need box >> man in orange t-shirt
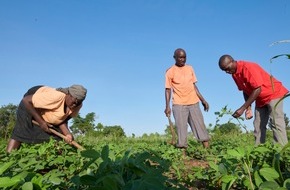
[219,54,289,146]
[165,48,210,149]
[6,84,87,153]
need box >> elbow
[255,87,261,96]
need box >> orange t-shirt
[32,86,81,125]
[165,64,200,105]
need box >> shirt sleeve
[165,69,172,88]
[191,66,198,83]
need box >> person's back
[6,84,87,153]
[233,60,288,107]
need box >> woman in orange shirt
[6,84,87,153]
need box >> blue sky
[1,0,290,136]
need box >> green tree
[0,104,17,139]
[95,122,104,132]
[103,125,126,137]
[214,122,242,134]
[70,112,96,135]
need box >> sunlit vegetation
[1,42,290,189]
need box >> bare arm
[22,95,50,133]
[232,87,261,118]
[243,92,253,119]
[59,121,74,143]
[194,83,209,112]
[164,88,171,117]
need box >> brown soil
[184,158,209,168]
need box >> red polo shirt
[232,61,288,107]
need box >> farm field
[0,131,290,190]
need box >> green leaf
[274,94,290,112]
[49,176,62,185]
[107,174,124,187]
[254,146,270,153]
[208,161,219,171]
[259,168,279,181]
[0,177,21,187]
[259,181,279,189]
[22,182,33,190]
[101,145,109,161]
[38,145,47,155]
[283,178,290,189]
[102,175,118,190]
[133,174,165,190]
[47,170,64,185]
[81,149,100,159]
[221,175,236,183]
[218,163,227,175]
[172,164,181,179]
[254,170,263,187]
[270,54,290,63]
[31,174,43,187]
[280,141,290,155]
[272,153,283,184]
[0,161,14,175]
[227,149,243,159]
[70,175,81,186]
[243,178,255,190]
[80,175,97,185]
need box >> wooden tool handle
[167,116,176,145]
[32,120,85,150]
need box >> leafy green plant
[214,105,249,133]
[0,116,289,190]
[269,40,290,63]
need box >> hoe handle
[32,120,85,150]
[167,116,176,145]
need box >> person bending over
[6,84,87,153]
[219,54,288,146]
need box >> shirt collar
[234,60,243,75]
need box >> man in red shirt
[219,54,289,146]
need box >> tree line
[1,103,289,140]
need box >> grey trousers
[254,98,288,146]
[172,103,210,148]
